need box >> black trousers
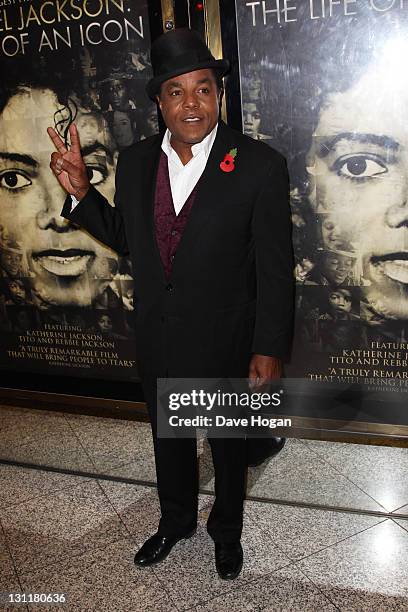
[142,378,248,543]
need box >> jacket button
[165,283,173,292]
[171,230,177,236]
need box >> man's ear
[156,94,162,110]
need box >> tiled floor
[0,405,407,611]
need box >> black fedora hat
[146,28,230,100]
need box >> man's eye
[170,90,181,96]
[0,171,32,191]
[335,155,387,179]
[199,88,209,94]
[86,166,106,186]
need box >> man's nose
[385,199,408,228]
[183,91,199,108]
[36,178,73,232]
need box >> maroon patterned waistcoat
[154,151,200,279]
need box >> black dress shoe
[247,437,286,467]
[215,542,243,580]
[134,529,196,567]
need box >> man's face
[0,88,118,307]
[309,57,408,318]
[108,80,128,111]
[146,108,159,134]
[243,102,261,138]
[321,252,354,286]
[329,289,352,314]
[8,280,25,300]
[0,250,23,277]
[112,111,134,148]
[157,69,220,146]
[246,74,261,102]
[320,215,352,252]
[75,114,101,147]
[97,314,112,332]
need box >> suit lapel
[140,135,163,231]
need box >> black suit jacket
[61,120,294,380]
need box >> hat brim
[146,58,230,100]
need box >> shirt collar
[161,123,218,164]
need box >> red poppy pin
[220,148,237,173]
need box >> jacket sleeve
[60,153,129,256]
[251,153,294,359]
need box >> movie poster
[236,0,408,421]
[0,0,158,381]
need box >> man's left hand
[249,354,282,389]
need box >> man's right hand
[48,123,90,200]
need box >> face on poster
[0,1,159,377]
[0,19,158,300]
[237,2,408,348]
[0,89,118,308]
[310,53,408,321]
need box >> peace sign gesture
[48,123,90,200]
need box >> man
[106,77,136,112]
[48,29,293,579]
[243,101,271,142]
[109,110,139,150]
[3,279,31,306]
[304,250,356,287]
[0,248,25,279]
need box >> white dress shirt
[161,124,217,215]
[71,123,218,213]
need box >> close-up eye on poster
[236,0,408,428]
